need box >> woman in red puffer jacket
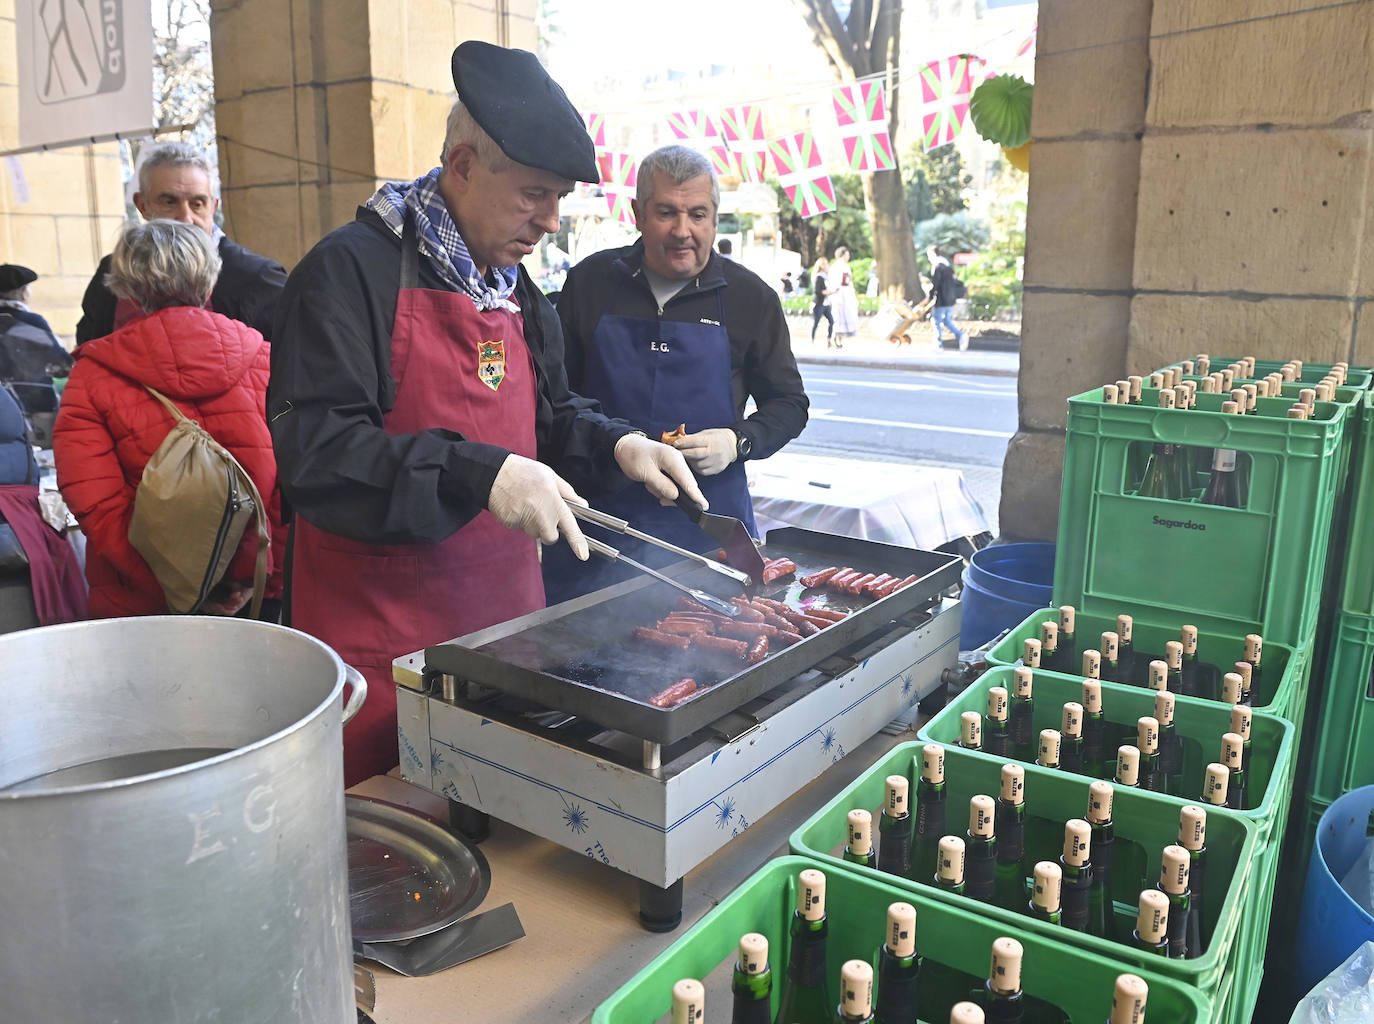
[54,219,286,620]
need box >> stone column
[209,0,536,271]
[997,0,1152,541]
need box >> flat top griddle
[424,528,961,745]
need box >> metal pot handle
[341,665,368,725]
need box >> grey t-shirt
[642,266,691,310]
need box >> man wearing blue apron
[547,145,809,602]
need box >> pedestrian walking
[811,257,835,346]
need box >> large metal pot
[0,616,366,1022]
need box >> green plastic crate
[919,665,1296,1009]
[1309,611,1374,804]
[983,606,1305,721]
[1339,393,1374,617]
[1055,385,1349,650]
[787,742,1255,1020]
[592,855,1214,1024]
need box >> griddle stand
[394,598,960,931]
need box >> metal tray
[424,528,961,745]
[346,796,491,943]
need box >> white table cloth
[747,451,989,550]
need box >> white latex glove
[674,428,738,476]
[614,433,709,508]
[487,454,590,560]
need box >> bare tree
[790,0,922,302]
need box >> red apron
[291,239,543,786]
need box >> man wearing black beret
[74,141,286,346]
[0,264,74,446]
[269,40,707,786]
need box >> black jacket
[556,241,808,462]
[931,261,960,307]
[75,235,287,345]
[267,207,636,545]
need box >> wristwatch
[734,430,753,462]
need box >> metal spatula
[583,536,741,617]
[674,495,766,592]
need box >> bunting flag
[666,109,722,144]
[767,131,836,218]
[917,56,977,151]
[1015,23,1038,60]
[831,81,895,172]
[718,104,770,182]
[597,151,637,226]
[583,112,608,155]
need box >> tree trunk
[865,168,921,302]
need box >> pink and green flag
[583,112,607,156]
[767,131,836,219]
[832,81,895,172]
[597,151,637,226]
[719,104,770,182]
[918,56,976,150]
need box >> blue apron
[543,282,758,603]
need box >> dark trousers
[811,304,833,340]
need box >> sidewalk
[786,314,1021,377]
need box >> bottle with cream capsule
[1039,620,1060,674]
[1242,635,1263,704]
[1179,625,1209,700]
[1231,704,1253,774]
[1156,845,1193,959]
[966,794,999,903]
[1107,974,1149,1024]
[1133,890,1170,957]
[1116,614,1136,684]
[1147,660,1168,694]
[1082,649,1102,682]
[983,937,1027,1024]
[951,1003,985,1024]
[775,869,833,1024]
[1011,667,1036,761]
[1136,717,1162,793]
[985,686,1012,757]
[1220,732,1247,811]
[1178,806,1208,961]
[960,711,983,752]
[1029,861,1063,926]
[1164,641,1185,696]
[1100,631,1120,683]
[1081,680,1107,779]
[730,933,772,1024]
[877,774,913,878]
[835,959,876,1024]
[845,809,877,869]
[1231,660,1254,706]
[874,902,920,1024]
[912,745,947,884]
[1058,606,1077,675]
[1086,781,1115,939]
[1220,671,1243,707]
[994,764,1029,913]
[1202,762,1229,809]
[1115,745,1141,790]
[1060,702,1085,775]
[1022,637,1042,673]
[1059,817,1094,933]
[934,835,967,896]
[1155,691,1183,796]
[671,978,705,1024]
[1037,729,1062,771]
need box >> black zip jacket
[267,207,635,545]
[76,236,287,345]
[556,241,808,461]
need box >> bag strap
[143,385,271,619]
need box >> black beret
[0,264,37,292]
[451,41,600,184]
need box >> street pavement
[785,312,1021,377]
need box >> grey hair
[106,219,222,312]
[0,286,26,302]
[636,145,720,210]
[137,141,215,197]
[441,99,514,171]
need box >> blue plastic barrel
[959,542,1056,651]
[1294,785,1374,997]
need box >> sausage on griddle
[692,634,750,659]
[746,636,769,664]
[633,626,691,651]
[798,566,840,589]
[649,678,697,707]
[761,557,797,584]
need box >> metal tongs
[567,502,753,589]
[580,535,741,617]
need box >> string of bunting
[584,27,1034,224]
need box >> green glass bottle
[1178,806,1208,963]
[1099,630,1121,684]
[960,711,983,752]
[1203,762,1230,811]
[1039,620,1061,674]
[1060,702,1085,776]
[672,978,705,1024]
[983,937,1027,1024]
[1232,660,1254,706]
[966,794,999,904]
[1115,745,1141,790]
[1029,861,1063,926]
[1010,668,1036,762]
[1179,625,1206,698]
[1201,428,1242,508]
[1059,818,1094,933]
[1058,606,1078,676]
[985,686,1012,757]
[775,868,833,1024]
[1155,691,1183,797]
[1136,717,1162,793]
[1108,974,1149,1024]
[875,902,920,1024]
[1221,733,1247,811]
[1133,890,1171,958]
[1157,845,1193,959]
[1138,391,1181,499]
[1036,729,1061,772]
[911,746,948,885]
[1086,782,1115,941]
[994,765,1028,913]
[1164,641,1186,696]
[1021,637,1042,672]
[877,775,914,877]
[1243,634,1264,705]
[1116,614,1136,685]
[1081,649,1101,683]
[934,835,967,896]
[834,959,876,1024]
[1171,385,1195,498]
[1220,671,1243,708]
[1231,704,1253,775]
[845,809,877,869]
[730,933,772,1024]
[1081,681,1107,779]
[1147,659,1168,694]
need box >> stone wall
[0,4,125,342]
[210,0,537,272]
[1001,0,1374,541]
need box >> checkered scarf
[365,168,519,312]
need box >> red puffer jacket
[53,305,286,618]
